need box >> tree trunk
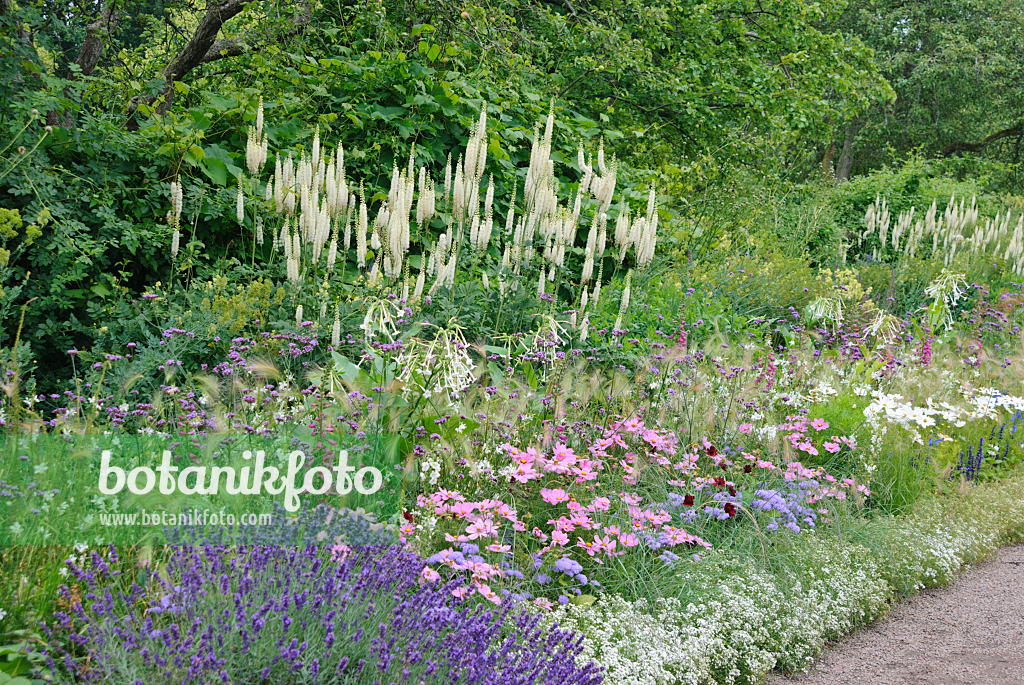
[835,120,860,184]
[125,0,311,129]
[46,2,120,128]
[74,2,120,78]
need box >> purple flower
[554,557,583,576]
[47,542,603,684]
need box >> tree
[830,0,1024,184]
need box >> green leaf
[200,157,229,186]
[185,144,205,165]
[569,594,597,607]
[331,351,361,382]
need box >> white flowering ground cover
[547,476,1024,685]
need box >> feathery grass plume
[295,304,304,327]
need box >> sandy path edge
[766,544,1024,685]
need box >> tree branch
[73,0,119,78]
[942,121,1023,156]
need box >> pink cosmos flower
[466,518,498,539]
[541,488,570,505]
[622,416,645,433]
[419,566,441,583]
[738,423,753,434]
[618,532,639,547]
[620,492,642,506]
[477,584,501,604]
[594,534,617,556]
[511,462,540,483]
[811,418,829,431]
[823,441,841,453]
[551,530,569,546]
[568,513,595,530]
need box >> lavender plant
[47,544,603,685]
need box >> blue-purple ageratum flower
[553,557,584,576]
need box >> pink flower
[589,496,611,512]
[823,441,841,453]
[811,418,829,431]
[476,584,501,604]
[466,519,497,539]
[569,513,595,530]
[551,530,569,547]
[485,543,511,553]
[618,533,639,547]
[738,423,753,434]
[541,488,569,505]
[331,544,351,562]
[620,492,642,506]
[594,534,617,556]
[549,516,574,532]
[419,566,441,583]
[622,416,645,433]
[577,536,599,556]
[511,461,540,483]
[797,442,819,456]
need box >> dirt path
[768,544,1024,685]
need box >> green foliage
[694,252,825,323]
[832,0,1024,187]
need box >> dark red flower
[683,494,695,507]
[706,444,718,457]
[743,464,753,473]
[402,510,415,523]
[724,503,737,518]
[728,485,737,497]
[714,477,726,487]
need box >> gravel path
[768,544,1024,685]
